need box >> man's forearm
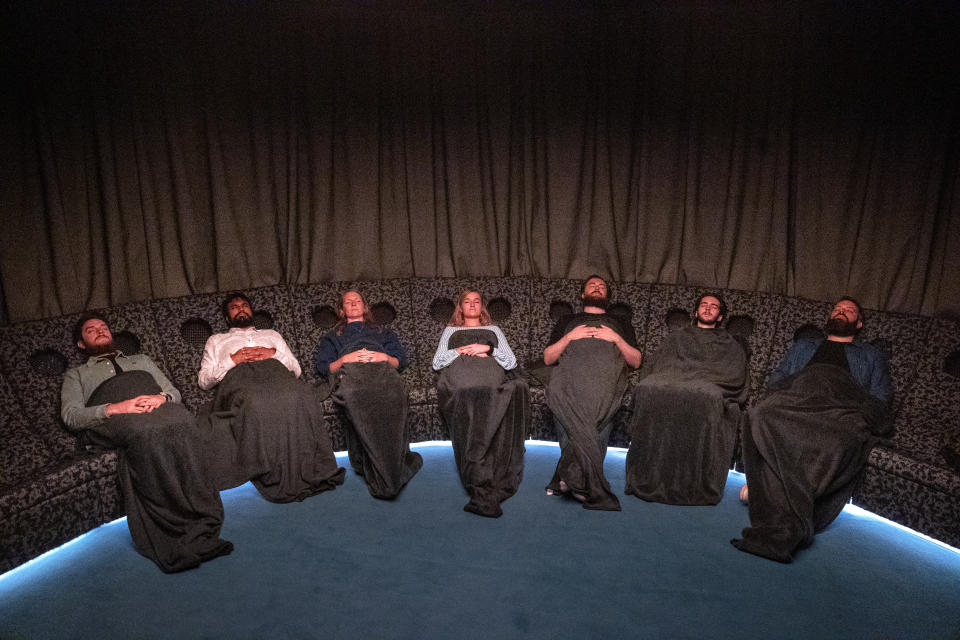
[616,339,642,369]
[61,403,108,431]
[543,338,568,365]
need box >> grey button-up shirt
[60,351,182,431]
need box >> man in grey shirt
[60,313,232,573]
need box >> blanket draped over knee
[546,337,627,511]
[86,371,232,573]
[204,359,345,503]
[438,339,528,517]
[732,364,891,562]
[625,327,747,505]
[332,361,422,499]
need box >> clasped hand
[567,324,618,343]
[230,346,277,365]
[107,394,166,416]
[342,348,388,364]
[456,343,491,357]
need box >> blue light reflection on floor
[0,516,129,584]
[2,440,957,585]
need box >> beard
[696,313,719,327]
[825,315,859,337]
[83,341,116,357]
[227,314,255,329]
[581,294,609,310]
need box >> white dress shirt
[198,327,302,390]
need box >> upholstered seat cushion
[0,450,121,573]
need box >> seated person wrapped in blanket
[541,276,642,511]
[625,294,748,505]
[61,314,233,573]
[314,290,422,499]
[198,293,345,503]
[432,290,528,518]
[732,297,893,563]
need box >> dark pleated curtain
[1,0,958,323]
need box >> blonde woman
[432,291,528,517]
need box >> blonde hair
[448,290,492,327]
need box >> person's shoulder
[790,336,821,349]
[318,326,339,338]
[482,324,507,335]
[603,312,633,333]
[203,331,227,346]
[776,337,819,362]
[63,361,87,376]
[709,326,741,343]
[126,352,158,366]
[62,355,100,385]
[850,338,887,359]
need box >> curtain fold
[1,0,958,323]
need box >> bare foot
[546,480,570,497]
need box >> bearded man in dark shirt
[542,276,642,510]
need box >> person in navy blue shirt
[314,291,408,376]
[314,290,421,498]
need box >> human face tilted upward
[581,277,609,310]
[830,300,860,324]
[460,292,483,326]
[226,298,254,328]
[696,296,722,328]
[583,278,607,298]
[825,299,861,337]
[342,291,366,323]
[79,318,115,355]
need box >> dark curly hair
[221,292,253,319]
[72,312,111,348]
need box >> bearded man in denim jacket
[732,297,892,563]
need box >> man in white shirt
[198,293,345,502]
[198,294,301,390]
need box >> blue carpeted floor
[2,442,959,639]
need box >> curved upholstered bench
[2,277,958,573]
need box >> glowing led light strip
[3,444,957,582]
[0,516,128,583]
[725,469,960,555]
[840,504,960,553]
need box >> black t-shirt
[806,339,851,373]
[548,312,638,348]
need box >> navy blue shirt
[313,322,409,377]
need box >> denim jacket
[768,337,893,406]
